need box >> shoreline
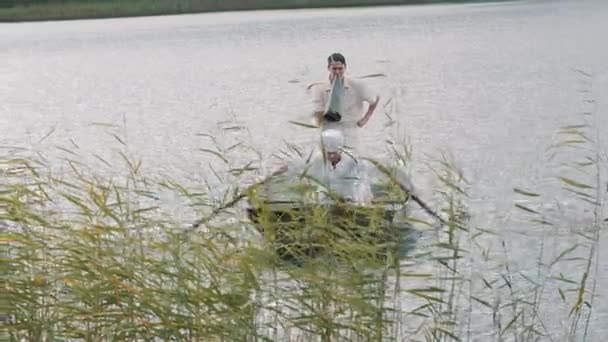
[0,0,513,23]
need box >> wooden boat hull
[244,180,408,262]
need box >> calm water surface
[1,0,607,339]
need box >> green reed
[2,117,403,340]
[3,72,605,341]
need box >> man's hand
[356,116,370,127]
[357,95,380,128]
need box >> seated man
[272,129,373,205]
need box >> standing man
[310,53,381,150]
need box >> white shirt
[310,76,378,149]
[285,150,373,205]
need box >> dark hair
[327,53,346,66]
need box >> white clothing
[284,151,373,205]
[311,76,378,150]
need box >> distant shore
[0,0,511,22]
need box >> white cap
[321,129,344,152]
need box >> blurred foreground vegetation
[1,0,513,22]
[2,72,605,340]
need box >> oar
[190,171,281,229]
[191,145,329,229]
[362,158,448,226]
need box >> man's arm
[312,110,325,127]
[357,95,380,128]
[310,84,327,127]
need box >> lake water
[1,0,607,339]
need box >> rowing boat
[244,176,409,262]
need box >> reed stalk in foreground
[3,75,605,340]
